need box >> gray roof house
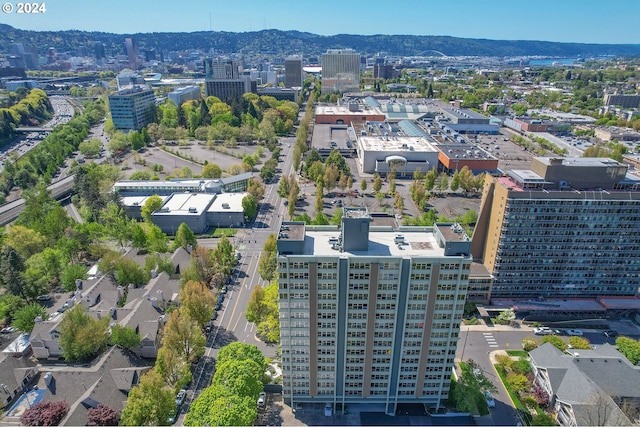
[529,343,640,426]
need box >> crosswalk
[483,332,499,348]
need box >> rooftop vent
[188,207,197,213]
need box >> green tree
[179,280,216,327]
[568,336,592,350]
[174,223,197,250]
[615,336,640,365]
[4,225,47,259]
[13,302,47,333]
[120,370,175,426]
[114,258,149,287]
[141,195,164,223]
[201,163,222,178]
[541,335,568,352]
[185,384,257,427]
[162,309,206,364]
[212,359,264,398]
[373,173,382,193]
[0,294,26,325]
[109,324,141,349]
[360,179,367,192]
[59,304,110,362]
[156,345,192,390]
[0,246,26,297]
[257,234,277,282]
[242,194,258,221]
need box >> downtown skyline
[1,0,640,45]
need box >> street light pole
[460,324,470,362]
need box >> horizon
[1,0,640,45]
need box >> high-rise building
[125,37,139,70]
[285,55,303,88]
[94,41,105,60]
[321,49,361,94]
[472,156,640,299]
[108,86,156,132]
[203,57,242,80]
[277,208,471,414]
[204,77,255,104]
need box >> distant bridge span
[417,50,448,57]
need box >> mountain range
[2,24,640,58]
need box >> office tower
[321,49,361,94]
[94,41,105,60]
[277,208,471,414]
[285,55,303,88]
[108,86,156,131]
[203,57,242,80]
[472,156,640,299]
[125,37,139,70]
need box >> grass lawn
[506,350,529,358]
[210,228,239,237]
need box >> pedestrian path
[482,332,499,348]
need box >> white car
[484,391,496,408]
[567,329,583,336]
[534,327,553,335]
[257,392,266,408]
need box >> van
[394,235,405,244]
[328,237,339,244]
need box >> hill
[1,24,640,58]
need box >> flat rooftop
[121,195,168,207]
[304,229,445,257]
[155,193,214,215]
[207,192,246,212]
[315,105,383,116]
[359,135,438,153]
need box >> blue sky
[2,0,639,44]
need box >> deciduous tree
[162,309,205,364]
[59,304,110,362]
[120,370,175,426]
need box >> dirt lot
[118,142,266,179]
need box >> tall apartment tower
[284,55,304,88]
[472,157,640,300]
[277,208,471,415]
[321,49,361,94]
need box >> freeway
[0,175,75,226]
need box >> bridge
[14,127,54,133]
[0,175,75,226]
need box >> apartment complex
[472,157,640,299]
[277,208,471,414]
[321,49,361,94]
[108,85,156,131]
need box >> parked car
[534,327,554,335]
[175,389,187,407]
[215,302,222,311]
[211,311,218,320]
[567,329,584,336]
[1,326,15,334]
[36,294,51,302]
[604,330,619,338]
[553,329,568,336]
[257,392,266,408]
[484,391,496,408]
[324,403,332,416]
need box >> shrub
[513,359,532,375]
[495,354,514,370]
[533,385,549,406]
[541,335,568,352]
[87,404,120,426]
[522,337,539,352]
[568,336,591,350]
[21,401,69,426]
[506,372,529,395]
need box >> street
[179,136,296,422]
